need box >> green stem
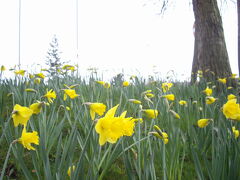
[138,121,141,179]
[163,143,167,180]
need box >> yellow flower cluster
[12,104,40,150]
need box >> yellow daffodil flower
[169,110,180,119]
[162,82,173,93]
[128,99,141,104]
[120,111,135,136]
[29,73,35,79]
[231,74,237,79]
[62,65,76,71]
[227,94,236,100]
[197,119,212,128]
[30,102,43,114]
[163,94,175,101]
[66,106,71,111]
[12,104,33,127]
[96,81,105,85]
[63,89,79,101]
[1,65,6,71]
[218,78,227,84]
[95,104,135,146]
[222,99,240,121]
[206,96,216,104]
[44,89,57,103]
[142,109,158,119]
[146,93,154,98]
[18,126,39,150]
[85,102,107,120]
[35,72,45,79]
[14,70,26,76]
[122,81,130,87]
[179,100,187,106]
[203,87,212,96]
[104,82,111,88]
[96,81,111,88]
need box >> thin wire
[18,0,21,68]
[76,0,79,60]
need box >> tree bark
[191,0,232,83]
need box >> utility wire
[76,0,79,60]
[18,0,21,68]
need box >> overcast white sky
[0,0,237,80]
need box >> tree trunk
[191,0,232,83]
